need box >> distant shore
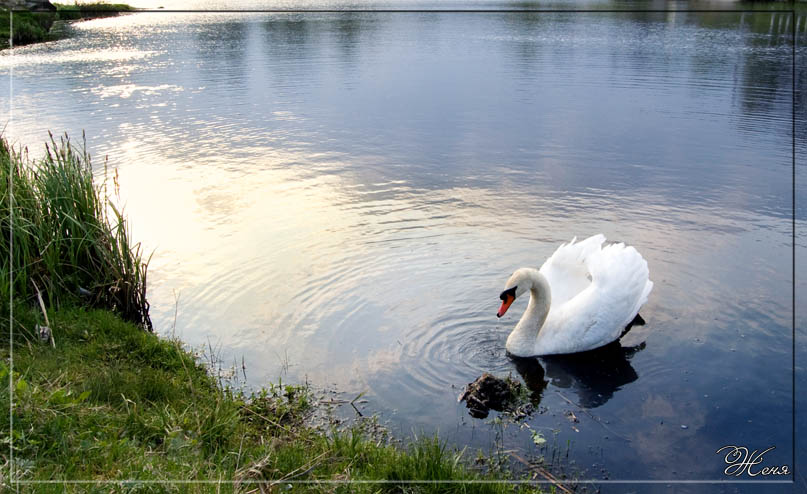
[0,2,135,49]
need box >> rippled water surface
[3,1,805,488]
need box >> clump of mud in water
[458,372,529,419]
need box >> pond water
[2,1,805,490]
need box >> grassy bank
[0,3,134,49]
[0,133,556,491]
[1,305,550,492]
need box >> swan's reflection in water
[509,357,548,404]
[510,340,646,410]
[461,317,647,418]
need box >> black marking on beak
[499,286,517,301]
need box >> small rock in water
[681,425,688,430]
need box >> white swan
[497,234,653,357]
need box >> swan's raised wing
[539,234,605,307]
[538,240,653,355]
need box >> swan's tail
[588,241,653,329]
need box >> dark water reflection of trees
[181,5,801,217]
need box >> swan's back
[536,235,653,355]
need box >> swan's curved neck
[523,270,551,331]
[507,269,552,355]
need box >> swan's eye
[499,286,517,301]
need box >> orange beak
[497,295,514,318]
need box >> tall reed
[0,133,152,331]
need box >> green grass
[0,305,550,492]
[0,134,152,330]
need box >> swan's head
[497,268,531,318]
